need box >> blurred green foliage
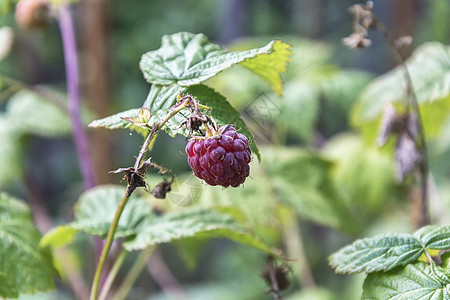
[0,0,450,299]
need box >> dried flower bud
[15,0,51,30]
[395,36,413,49]
[342,32,372,49]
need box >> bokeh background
[1,0,450,299]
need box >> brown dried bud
[342,32,372,49]
[15,0,51,30]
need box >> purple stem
[59,3,108,293]
[58,4,96,189]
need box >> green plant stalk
[90,191,129,300]
[98,249,127,300]
[279,205,315,288]
[111,247,155,300]
[90,100,190,300]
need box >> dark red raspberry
[185,126,251,187]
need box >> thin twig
[111,247,156,300]
[373,16,429,227]
[146,249,189,300]
[98,249,127,300]
[267,258,282,300]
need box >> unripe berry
[186,126,251,187]
[15,0,51,30]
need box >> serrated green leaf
[329,233,423,274]
[415,225,450,250]
[0,193,56,298]
[362,262,449,300]
[352,42,450,137]
[47,185,276,256]
[239,40,292,95]
[72,185,152,239]
[88,108,150,136]
[6,90,71,138]
[123,207,274,254]
[139,32,291,94]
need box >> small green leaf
[362,262,449,300]
[329,233,423,274]
[40,226,79,248]
[88,108,148,135]
[139,32,291,94]
[0,193,56,298]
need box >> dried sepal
[109,158,153,196]
[395,133,423,182]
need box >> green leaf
[123,207,275,254]
[362,262,449,300]
[44,185,276,256]
[39,226,79,249]
[260,147,351,231]
[72,185,152,239]
[88,108,141,131]
[352,42,450,137]
[321,134,399,217]
[0,193,56,298]
[239,40,292,95]
[6,90,71,138]
[415,225,450,250]
[139,32,291,94]
[329,233,423,274]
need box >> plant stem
[90,191,130,300]
[98,249,127,300]
[279,206,315,288]
[374,18,429,227]
[112,247,156,300]
[58,4,96,189]
[90,99,190,300]
[146,249,189,300]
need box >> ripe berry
[185,126,251,187]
